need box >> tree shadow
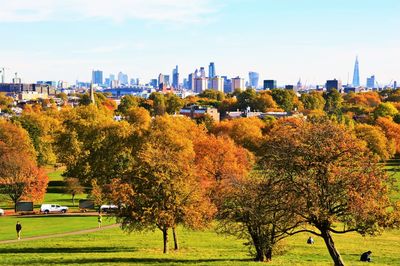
[0,246,135,254]
[13,257,252,265]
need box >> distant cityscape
[0,57,398,101]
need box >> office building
[352,56,360,87]
[199,67,206,78]
[172,65,179,88]
[366,75,375,88]
[222,76,232,93]
[285,85,294,90]
[188,73,195,90]
[150,79,158,88]
[194,77,207,93]
[92,70,103,85]
[231,77,245,92]
[210,76,224,92]
[263,80,277,90]
[164,75,170,86]
[209,62,216,78]
[248,72,259,88]
[118,72,129,86]
[326,79,342,92]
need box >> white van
[40,204,68,214]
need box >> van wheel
[44,210,49,214]
[61,210,66,214]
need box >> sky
[0,0,399,86]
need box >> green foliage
[374,102,398,119]
[117,95,141,115]
[324,89,343,114]
[300,91,325,110]
[271,89,296,112]
[198,89,225,101]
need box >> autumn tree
[110,116,215,253]
[355,123,395,160]
[117,95,142,115]
[0,145,47,211]
[271,89,298,112]
[64,177,85,206]
[375,117,400,154]
[259,120,396,266]
[212,117,265,152]
[373,102,398,119]
[217,173,299,262]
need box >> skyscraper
[366,75,375,88]
[92,70,103,85]
[209,62,216,78]
[248,71,259,88]
[199,67,206,78]
[210,76,224,92]
[352,56,360,87]
[118,72,128,86]
[231,77,245,92]
[172,65,179,88]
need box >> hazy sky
[0,0,399,86]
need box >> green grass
[0,225,399,265]
[0,215,115,241]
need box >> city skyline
[0,0,399,85]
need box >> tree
[212,117,265,152]
[165,93,184,114]
[117,95,141,115]
[324,89,343,114]
[373,102,398,119]
[375,117,400,154]
[253,91,278,112]
[217,174,298,262]
[198,89,225,101]
[0,142,48,211]
[271,89,297,112]
[355,123,395,160]
[110,116,215,253]
[259,120,396,266]
[64,177,84,206]
[300,91,325,111]
[149,92,166,116]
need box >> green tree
[165,93,184,114]
[324,89,343,114]
[373,102,398,119]
[271,89,296,112]
[300,91,325,110]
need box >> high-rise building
[199,67,206,78]
[158,73,164,86]
[222,76,232,93]
[172,65,179,88]
[209,62,216,78]
[92,70,103,85]
[194,77,207,93]
[164,75,170,86]
[394,81,398,89]
[352,56,360,87]
[150,79,158,88]
[326,79,342,92]
[366,75,375,88]
[263,80,277,90]
[248,72,259,88]
[231,77,245,92]
[118,72,128,86]
[188,73,194,90]
[210,76,224,92]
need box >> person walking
[98,214,102,228]
[16,221,22,240]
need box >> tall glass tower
[352,56,360,87]
[209,62,216,78]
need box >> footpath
[0,224,120,244]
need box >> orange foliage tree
[259,119,396,266]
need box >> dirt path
[0,224,120,244]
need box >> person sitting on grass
[360,251,372,262]
[307,236,314,244]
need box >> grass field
[0,215,115,241]
[0,223,399,265]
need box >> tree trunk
[321,230,345,266]
[249,231,265,262]
[172,227,179,250]
[72,194,75,206]
[265,248,272,262]
[162,225,169,254]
